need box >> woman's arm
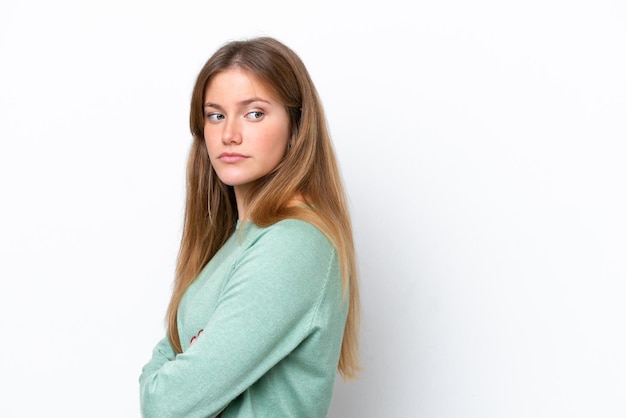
[139,221,339,418]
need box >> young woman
[139,36,360,418]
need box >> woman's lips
[219,153,248,163]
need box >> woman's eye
[206,113,224,122]
[246,111,264,121]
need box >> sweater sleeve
[139,221,338,418]
[139,334,176,384]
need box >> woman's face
[203,68,290,197]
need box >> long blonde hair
[166,36,360,379]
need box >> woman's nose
[222,118,242,144]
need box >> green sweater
[139,219,348,417]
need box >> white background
[1,0,625,417]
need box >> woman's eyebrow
[204,98,272,109]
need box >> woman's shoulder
[269,218,322,233]
[247,218,333,253]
